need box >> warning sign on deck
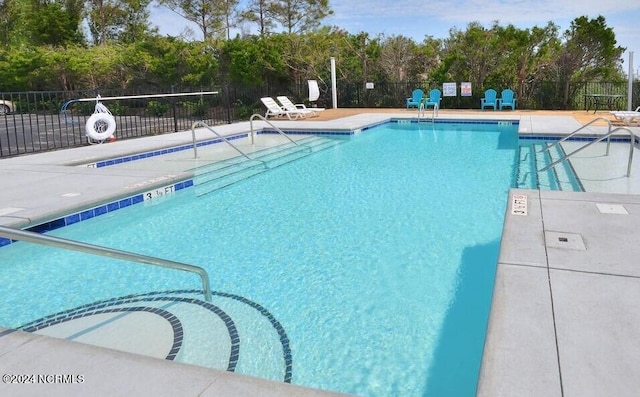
[511,194,528,216]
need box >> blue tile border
[258,129,353,136]
[90,135,248,168]
[520,134,637,144]
[390,118,521,126]
[0,179,195,248]
[259,119,521,136]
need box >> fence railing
[333,81,639,111]
[1,81,639,158]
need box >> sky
[150,0,640,75]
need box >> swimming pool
[0,120,519,396]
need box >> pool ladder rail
[0,225,213,302]
[417,101,438,121]
[248,113,302,146]
[190,115,300,161]
[538,117,636,177]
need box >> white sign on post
[443,82,456,97]
[461,82,472,97]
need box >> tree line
[0,0,628,109]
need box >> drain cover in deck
[545,231,586,251]
[595,203,629,215]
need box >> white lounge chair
[260,97,306,120]
[276,96,325,118]
[610,106,640,126]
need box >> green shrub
[180,99,208,117]
[147,100,171,117]
[107,101,127,116]
[234,99,255,119]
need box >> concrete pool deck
[0,109,639,396]
[478,189,640,397]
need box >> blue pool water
[0,121,519,396]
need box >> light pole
[331,57,337,109]
[627,52,634,111]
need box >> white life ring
[85,113,116,141]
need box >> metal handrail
[191,121,252,160]
[541,117,614,156]
[0,225,213,302]
[61,91,218,126]
[249,114,300,145]
[539,126,636,176]
[418,102,438,120]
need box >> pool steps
[17,290,292,382]
[545,143,583,191]
[516,142,583,192]
[535,143,561,190]
[193,136,342,196]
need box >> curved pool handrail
[191,120,252,160]
[0,225,213,302]
[540,117,614,155]
[539,126,636,177]
[249,114,300,146]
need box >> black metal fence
[1,81,639,158]
[0,89,233,158]
[336,80,640,110]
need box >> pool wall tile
[0,179,194,248]
[520,135,633,143]
[64,214,81,225]
[258,129,353,136]
[89,134,248,169]
[80,209,94,221]
[119,197,133,208]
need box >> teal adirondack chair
[481,89,497,110]
[406,89,424,109]
[423,89,442,110]
[499,89,517,110]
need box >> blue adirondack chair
[499,89,517,110]
[481,89,497,110]
[423,89,442,110]
[406,89,424,109]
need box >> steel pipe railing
[0,225,213,302]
